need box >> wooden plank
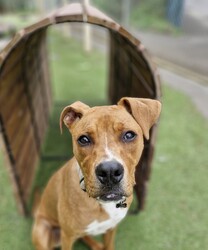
[16,126,37,176]
[0,62,22,103]
[10,112,32,162]
[85,4,120,31]
[116,49,130,98]
[107,29,161,102]
[39,33,53,117]
[108,31,156,101]
[112,32,148,70]
[131,63,155,98]
[23,19,51,36]
[0,42,25,79]
[130,74,152,98]
[139,48,162,99]
[3,93,28,135]
[4,103,30,148]
[0,82,25,123]
[0,31,23,66]
[19,138,39,202]
[31,81,48,132]
[33,102,46,142]
[108,31,121,103]
[108,31,115,102]
[131,55,152,84]
[21,30,50,147]
[55,3,84,23]
[118,26,140,47]
[41,58,53,115]
[23,59,38,83]
[27,71,42,96]
[20,87,41,154]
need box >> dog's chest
[85,202,128,236]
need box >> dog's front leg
[82,235,104,250]
[61,231,76,250]
[103,228,116,250]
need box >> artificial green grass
[0,30,208,249]
[0,154,34,250]
[49,28,107,103]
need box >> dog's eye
[122,131,137,142]
[77,135,91,146]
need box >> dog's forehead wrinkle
[85,105,128,121]
[77,116,116,136]
[79,105,137,134]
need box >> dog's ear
[60,101,90,133]
[118,97,161,140]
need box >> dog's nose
[95,161,124,185]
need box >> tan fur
[32,97,161,250]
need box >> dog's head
[60,97,161,202]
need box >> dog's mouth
[79,175,126,203]
[97,192,125,202]
[80,178,127,207]
[97,193,127,208]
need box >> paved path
[134,27,208,80]
[133,0,208,80]
[185,0,208,23]
[159,68,208,119]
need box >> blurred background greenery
[0,0,181,33]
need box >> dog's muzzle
[95,161,125,202]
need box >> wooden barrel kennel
[0,3,161,215]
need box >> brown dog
[32,97,161,250]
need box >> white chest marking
[85,202,128,236]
